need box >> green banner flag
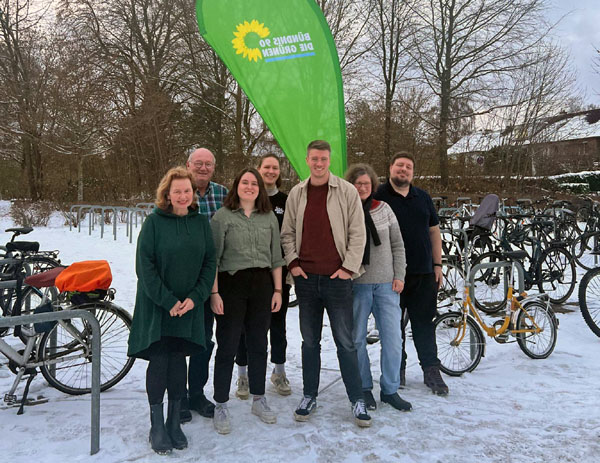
[196,0,346,179]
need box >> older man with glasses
[180,148,228,422]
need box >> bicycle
[471,215,576,313]
[0,257,135,410]
[434,244,558,376]
[578,266,600,337]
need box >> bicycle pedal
[4,393,18,405]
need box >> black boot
[149,403,172,455]
[423,365,449,396]
[166,400,188,450]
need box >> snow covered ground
[1,202,600,463]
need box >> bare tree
[407,0,551,186]
[0,0,55,199]
[366,0,415,160]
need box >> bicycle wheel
[38,301,135,395]
[571,232,600,271]
[578,267,600,337]
[435,312,485,376]
[536,247,576,304]
[515,301,558,359]
[471,252,507,314]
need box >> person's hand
[434,266,443,290]
[290,265,308,279]
[271,292,282,313]
[330,268,352,280]
[169,300,182,317]
[176,298,194,316]
[392,279,404,294]
[210,293,224,315]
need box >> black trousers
[236,283,290,366]
[213,268,273,403]
[399,273,440,369]
[146,340,187,405]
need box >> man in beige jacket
[281,140,371,427]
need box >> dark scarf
[362,195,381,265]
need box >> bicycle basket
[55,260,112,292]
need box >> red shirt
[298,182,342,275]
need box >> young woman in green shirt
[209,167,285,434]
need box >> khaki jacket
[281,173,366,281]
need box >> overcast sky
[546,0,600,106]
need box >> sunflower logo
[232,20,270,62]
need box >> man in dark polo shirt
[374,152,448,395]
[281,140,372,427]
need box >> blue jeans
[294,273,363,403]
[352,283,402,395]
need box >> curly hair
[344,163,379,191]
[155,166,198,211]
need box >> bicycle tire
[38,301,135,395]
[471,251,507,314]
[571,232,600,271]
[435,312,485,376]
[515,301,558,359]
[578,267,600,337]
[536,246,576,304]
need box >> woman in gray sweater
[345,164,412,412]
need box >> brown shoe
[423,365,449,396]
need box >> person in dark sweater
[235,154,292,400]
[128,166,216,455]
[374,152,448,396]
[281,140,371,428]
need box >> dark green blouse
[127,207,216,359]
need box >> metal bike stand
[469,260,526,297]
[0,310,102,455]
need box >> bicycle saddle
[501,250,527,261]
[6,241,40,253]
[5,227,33,235]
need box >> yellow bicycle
[434,248,559,376]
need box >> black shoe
[189,393,215,418]
[423,365,449,396]
[363,391,377,411]
[179,396,192,424]
[166,400,188,450]
[351,399,372,427]
[294,396,317,422]
[380,392,412,411]
[149,403,173,455]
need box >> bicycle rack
[469,260,526,300]
[0,310,101,455]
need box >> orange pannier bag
[55,260,113,292]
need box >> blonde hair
[155,166,198,211]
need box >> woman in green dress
[128,166,216,455]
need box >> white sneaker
[236,375,249,400]
[251,396,277,424]
[213,404,231,434]
[270,372,292,396]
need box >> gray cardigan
[354,201,406,284]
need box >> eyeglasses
[354,182,371,188]
[191,161,214,169]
